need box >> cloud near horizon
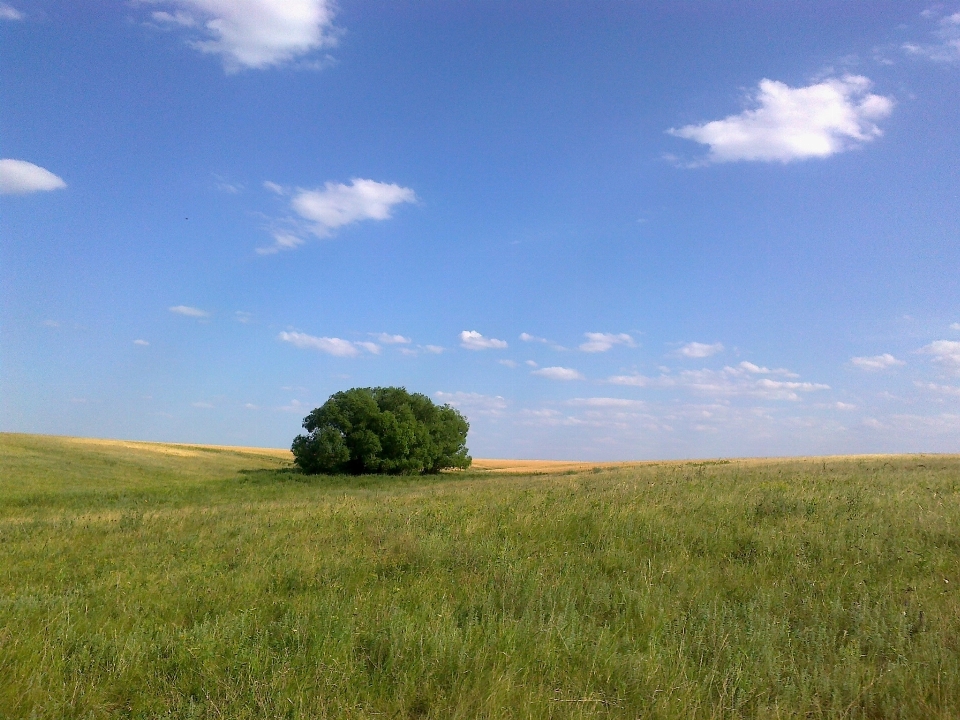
[278,331,380,357]
[145,0,339,72]
[258,178,416,254]
[460,331,508,350]
[608,361,826,401]
[669,75,893,163]
[434,391,508,416]
[0,159,67,195]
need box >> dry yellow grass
[53,436,960,473]
[62,436,293,460]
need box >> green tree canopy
[291,387,471,475]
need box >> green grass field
[1,433,958,718]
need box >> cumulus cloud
[579,332,636,353]
[134,339,150,346]
[951,322,960,331]
[676,341,724,358]
[460,331,508,350]
[169,305,210,318]
[0,3,23,20]
[0,159,67,195]
[145,0,340,72]
[258,178,416,254]
[668,75,893,163]
[919,340,960,371]
[373,333,411,344]
[422,345,444,354]
[850,353,905,371]
[532,366,584,381]
[278,331,380,357]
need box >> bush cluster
[291,387,471,475]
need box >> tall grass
[1,433,958,718]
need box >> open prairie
[1,433,959,718]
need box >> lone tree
[291,387,471,475]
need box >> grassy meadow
[1,433,959,718]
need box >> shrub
[291,387,471,475]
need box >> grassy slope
[1,434,958,719]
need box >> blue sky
[3,1,960,459]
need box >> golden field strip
[1,432,959,718]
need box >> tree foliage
[291,387,471,475]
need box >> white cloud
[355,341,381,355]
[422,345,444,354]
[736,361,798,377]
[567,397,646,409]
[676,341,724,358]
[278,331,380,357]
[0,3,23,20]
[134,339,150,346]
[235,311,253,323]
[373,333,411,344]
[611,363,826,401]
[263,180,285,194]
[434,391,508,416]
[919,340,960,370]
[145,0,339,72]
[293,179,416,231]
[257,231,306,255]
[668,75,893,163]
[902,11,960,62]
[607,373,653,387]
[915,381,960,398]
[498,359,518,368]
[258,178,416,253]
[850,353,905,371]
[0,159,66,195]
[460,330,508,350]
[192,401,214,409]
[676,366,829,401]
[579,332,636,353]
[519,332,566,350]
[532,366,584,381]
[152,10,195,26]
[951,322,960,331]
[169,305,210,318]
